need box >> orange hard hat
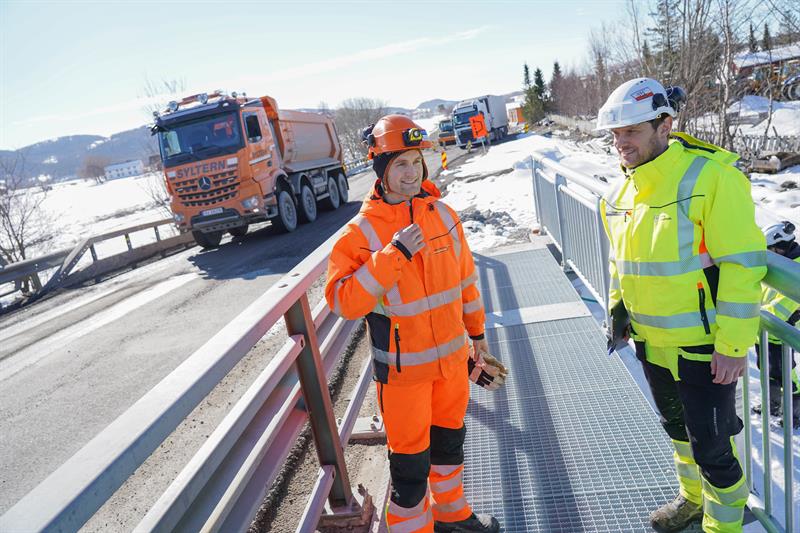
[362,115,433,160]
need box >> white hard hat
[762,221,796,246]
[596,78,677,130]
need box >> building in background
[104,160,144,180]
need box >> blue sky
[1,0,625,150]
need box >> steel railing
[530,152,799,533]
[0,218,192,305]
[0,228,371,532]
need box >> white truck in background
[451,95,509,149]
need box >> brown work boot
[649,494,703,532]
[434,513,500,532]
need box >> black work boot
[649,494,703,532]
[778,395,800,429]
[434,513,500,533]
[752,382,783,416]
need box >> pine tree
[646,0,680,75]
[550,61,563,113]
[762,23,772,52]
[521,63,545,124]
[748,23,758,53]
[641,39,653,76]
[533,68,546,99]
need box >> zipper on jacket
[697,282,711,334]
[408,200,414,223]
[378,383,385,413]
[394,324,402,372]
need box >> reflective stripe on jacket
[601,132,767,357]
[325,179,484,384]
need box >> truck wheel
[322,178,340,210]
[192,230,223,249]
[298,184,317,223]
[337,173,349,204]
[229,224,248,238]
[274,189,298,232]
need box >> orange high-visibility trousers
[379,370,473,532]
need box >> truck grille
[174,170,240,207]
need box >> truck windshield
[439,121,453,132]
[158,112,243,168]
[453,110,477,126]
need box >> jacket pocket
[366,312,391,384]
[696,282,711,334]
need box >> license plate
[202,207,223,216]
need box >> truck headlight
[241,195,260,209]
[173,213,185,224]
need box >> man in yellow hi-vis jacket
[598,78,767,533]
[753,221,800,428]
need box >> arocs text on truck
[451,95,509,149]
[152,91,348,248]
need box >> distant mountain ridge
[1,126,158,182]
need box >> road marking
[0,273,198,382]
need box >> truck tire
[274,189,298,233]
[192,230,223,249]
[229,224,248,238]
[337,173,349,204]
[322,178,340,210]
[297,184,317,223]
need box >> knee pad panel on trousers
[430,424,466,465]
[677,357,744,489]
[389,447,430,508]
[641,359,690,442]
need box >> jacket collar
[360,179,442,222]
[622,132,738,195]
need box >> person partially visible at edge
[324,115,505,533]
[598,78,767,533]
[752,221,800,429]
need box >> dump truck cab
[152,91,346,248]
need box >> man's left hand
[711,350,747,385]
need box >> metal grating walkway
[463,242,701,532]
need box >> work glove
[468,350,508,391]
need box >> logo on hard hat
[632,88,654,101]
[198,176,212,190]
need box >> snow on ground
[30,172,170,256]
[694,96,800,137]
[438,132,797,255]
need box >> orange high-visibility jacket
[325,179,485,384]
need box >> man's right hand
[392,224,425,259]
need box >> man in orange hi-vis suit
[325,115,506,533]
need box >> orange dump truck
[152,91,348,248]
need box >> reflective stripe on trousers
[701,475,748,532]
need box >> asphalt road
[0,145,463,520]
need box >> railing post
[154,226,161,241]
[553,173,570,271]
[530,156,545,236]
[90,244,98,263]
[759,329,772,513]
[594,197,610,324]
[284,293,354,508]
[781,343,794,532]
[125,234,133,252]
[742,358,752,490]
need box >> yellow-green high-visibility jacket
[600,132,767,358]
[761,255,800,344]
